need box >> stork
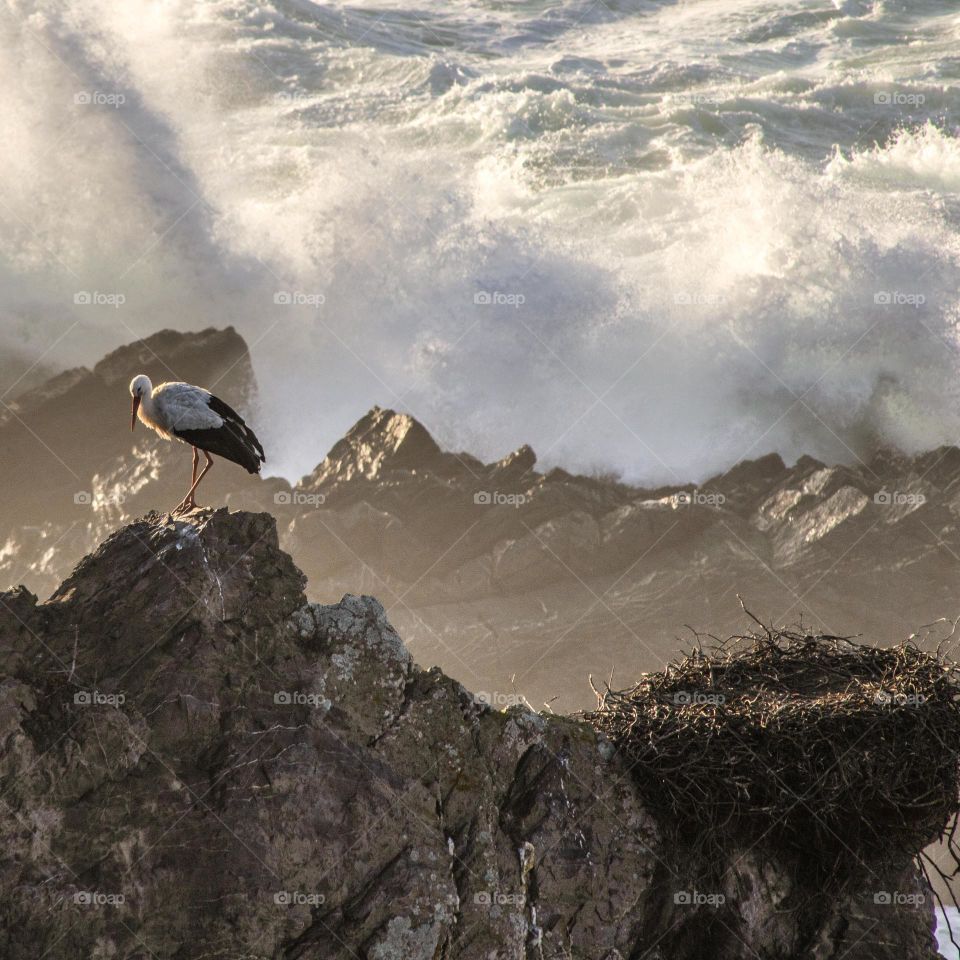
[129,375,265,513]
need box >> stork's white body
[129,374,265,513]
[137,381,225,440]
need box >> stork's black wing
[174,394,266,474]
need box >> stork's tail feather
[176,393,266,474]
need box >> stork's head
[129,374,152,431]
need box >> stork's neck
[139,385,158,424]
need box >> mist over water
[3,0,960,483]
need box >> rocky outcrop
[0,510,942,958]
[6,327,960,720]
[0,327,288,599]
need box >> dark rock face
[0,510,941,958]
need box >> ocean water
[3,0,960,481]
[938,907,959,959]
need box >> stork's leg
[173,447,202,514]
[176,451,213,513]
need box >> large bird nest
[583,609,960,885]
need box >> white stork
[129,374,265,513]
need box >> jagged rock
[0,510,943,959]
[93,325,254,390]
[300,405,447,490]
[708,452,788,509]
[771,485,872,564]
[6,326,960,726]
[491,444,537,481]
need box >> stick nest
[583,616,960,860]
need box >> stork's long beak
[130,395,140,432]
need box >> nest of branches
[584,611,960,866]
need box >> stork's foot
[172,496,199,515]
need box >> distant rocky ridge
[0,508,940,959]
[3,328,960,714]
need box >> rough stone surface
[0,510,941,959]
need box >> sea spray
[2,0,959,484]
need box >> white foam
[937,907,960,959]
[3,0,960,483]
[829,124,960,195]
